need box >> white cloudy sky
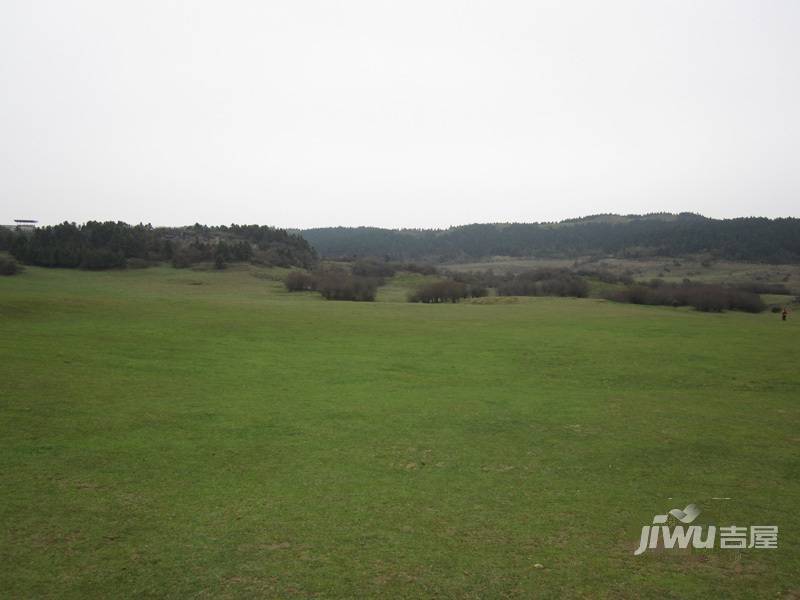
[1,0,798,228]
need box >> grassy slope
[1,266,798,598]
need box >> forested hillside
[301,214,800,263]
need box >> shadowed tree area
[2,221,317,270]
[301,214,800,263]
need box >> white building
[11,219,38,231]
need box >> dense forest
[0,222,317,270]
[4,214,800,271]
[300,214,800,263]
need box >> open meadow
[1,265,799,598]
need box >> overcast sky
[1,1,798,229]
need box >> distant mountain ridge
[300,214,800,263]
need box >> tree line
[0,221,317,270]
[300,214,800,263]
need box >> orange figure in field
[782,307,789,321]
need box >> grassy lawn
[1,266,798,598]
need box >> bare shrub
[400,262,438,276]
[285,271,316,292]
[351,259,396,278]
[125,257,151,269]
[607,281,766,313]
[497,269,589,298]
[409,280,469,303]
[315,268,379,301]
[735,282,791,295]
[0,256,22,276]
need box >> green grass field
[1,266,799,598]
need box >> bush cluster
[284,260,439,302]
[317,271,380,301]
[445,269,502,289]
[734,282,791,295]
[351,259,396,278]
[399,262,438,276]
[285,271,317,292]
[350,258,437,278]
[125,257,152,269]
[574,268,634,285]
[79,249,126,270]
[0,256,22,275]
[432,268,591,299]
[496,268,589,298]
[608,281,766,313]
[285,268,379,301]
[409,280,471,303]
[171,246,206,269]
